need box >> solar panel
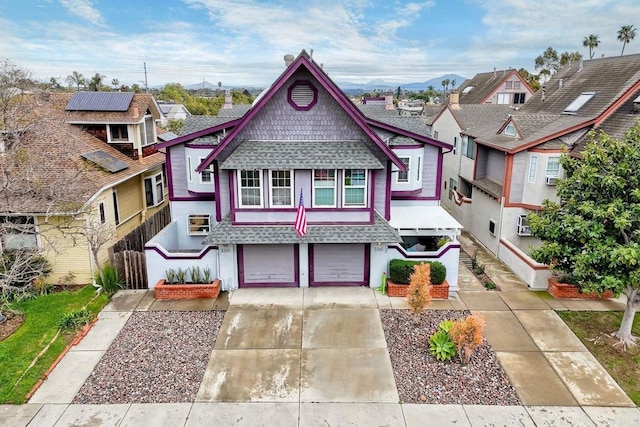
[66,92,134,112]
[81,150,129,173]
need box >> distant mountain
[184,80,222,90]
[337,74,467,94]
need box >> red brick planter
[386,279,450,299]
[547,277,613,299]
[154,279,221,300]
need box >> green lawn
[0,286,108,404]
[558,310,640,405]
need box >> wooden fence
[110,205,171,289]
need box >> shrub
[407,263,431,317]
[389,259,446,284]
[449,313,486,364]
[93,264,124,296]
[58,308,93,332]
[437,319,454,334]
[429,329,456,361]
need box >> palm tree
[617,25,637,56]
[65,71,85,90]
[583,34,600,59]
[451,79,456,90]
[441,80,447,98]
[88,73,107,91]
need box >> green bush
[93,264,123,296]
[429,329,457,361]
[388,259,446,284]
[58,308,92,332]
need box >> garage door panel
[311,244,368,285]
[240,244,297,286]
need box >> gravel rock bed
[381,309,520,405]
[73,310,224,404]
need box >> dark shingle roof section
[357,104,400,118]
[368,116,431,137]
[66,92,134,112]
[203,212,402,245]
[80,150,128,173]
[220,140,385,169]
[180,116,233,135]
[217,105,251,118]
[457,70,515,104]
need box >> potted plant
[387,259,449,299]
[154,266,220,300]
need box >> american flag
[294,189,307,237]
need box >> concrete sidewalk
[2,246,639,425]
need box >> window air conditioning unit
[517,226,532,236]
[545,176,558,185]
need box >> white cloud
[59,0,106,28]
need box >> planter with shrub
[387,259,449,299]
[154,266,220,300]
[547,276,613,299]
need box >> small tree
[449,313,485,364]
[529,125,640,348]
[407,262,432,318]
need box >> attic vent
[288,80,317,111]
[563,91,596,114]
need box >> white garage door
[310,244,369,286]
[239,244,298,287]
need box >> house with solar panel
[429,53,640,290]
[146,50,463,292]
[0,91,167,284]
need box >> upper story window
[461,136,475,159]
[497,93,510,104]
[453,137,458,155]
[270,170,293,207]
[528,155,538,183]
[397,158,410,183]
[514,81,521,89]
[109,124,128,141]
[343,169,367,207]
[416,156,421,182]
[145,173,164,207]
[503,123,517,137]
[313,169,336,207]
[513,93,526,104]
[288,80,318,111]
[505,81,513,89]
[199,157,214,184]
[546,157,561,177]
[564,91,596,114]
[239,170,263,207]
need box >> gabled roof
[64,92,163,124]
[457,69,531,104]
[195,51,406,173]
[155,117,242,149]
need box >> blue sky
[1,0,638,87]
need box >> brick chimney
[449,91,460,110]
[385,92,395,110]
[223,89,233,109]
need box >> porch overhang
[389,205,463,237]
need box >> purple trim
[385,161,392,220]
[234,207,370,213]
[391,195,440,201]
[155,118,242,150]
[187,190,216,196]
[309,243,369,287]
[435,150,444,200]
[229,170,236,222]
[238,244,299,288]
[214,161,222,222]
[185,143,217,148]
[370,170,375,223]
[367,118,453,150]
[392,144,425,149]
[231,220,375,226]
[166,150,174,199]
[195,52,407,173]
[170,195,215,202]
[387,243,461,259]
[391,189,422,197]
[144,245,217,260]
[287,80,318,111]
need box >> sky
[1,0,638,88]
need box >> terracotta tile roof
[0,93,164,214]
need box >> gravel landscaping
[73,310,225,404]
[381,309,520,405]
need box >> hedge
[388,259,446,284]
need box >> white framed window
[199,157,214,184]
[461,136,475,159]
[505,81,513,89]
[489,219,497,236]
[343,169,367,207]
[517,215,531,236]
[453,137,458,155]
[416,156,421,182]
[313,169,336,207]
[238,170,263,207]
[546,156,560,177]
[270,170,293,207]
[503,123,517,136]
[528,155,538,183]
[187,157,193,182]
[188,214,211,235]
[397,157,410,183]
[514,81,521,89]
[497,93,510,104]
[108,124,128,141]
[513,93,526,104]
[145,173,164,207]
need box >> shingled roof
[457,69,525,104]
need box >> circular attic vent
[288,80,318,111]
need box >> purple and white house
[145,51,462,292]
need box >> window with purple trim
[270,170,293,207]
[239,170,263,207]
[199,157,214,184]
[343,169,367,207]
[313,169,336,207]
[397,157,410,183]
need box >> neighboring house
[397,99,425,116]
[158,101,191,125]
[457,69,535,107]
[440,54,640,289]
[146,51,462,292]
[0,91,167,284]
